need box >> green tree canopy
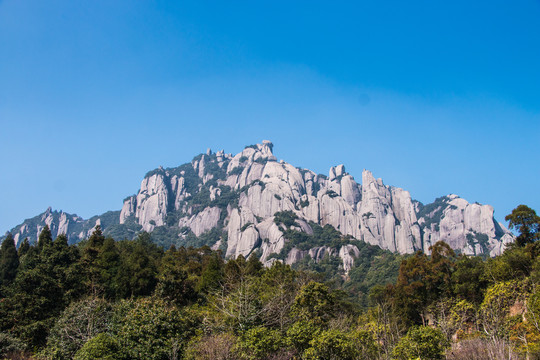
[392,326,449,360]
[506,205,540,246]
[37,225,53,251]
[291,281,337,325]
[0,233,19,288]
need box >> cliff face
[3,141,514,272]
[117,141,513,262]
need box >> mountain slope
[2,141,514,269]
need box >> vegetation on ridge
[0,205,538,359]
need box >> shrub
[392,326,449,360]
[111,298,197,360]
[44,297,113,359]
[273,211,298,228]
[325,190,339,198]
[0,332,25,358]
[303,329,358,360]
[73,333,122,360]
[238,326,286,360]
[184,333,237,360]
[241,223,254,232]
[230,166,244,176]
[286,320,321,354]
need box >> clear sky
[1,1,539,232]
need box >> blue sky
[1,1,539,232]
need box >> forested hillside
[0,204,539,360]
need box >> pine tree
[198,253,224,293]
[156,249,196,305]
[2,232,82,348]
[87,225,105,248]
[0,233,20,287]
[115,235,161,298]
[38,225,53,251]
[96,237,120,299]
[246,253,263,276]
[82,227,106,296]
[18,238,30,257]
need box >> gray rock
[2,140,514,272]
[178,207,221,237]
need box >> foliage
[0,228,83,349]
[241,222,253,232]
[37,224,53,250]
[184,333,237,360]
[391,242,456,326]
[0,233,19,288]
[291,281,338,325]
[259,261,299,331]
[230,166,244,176]
[303,329,360,360]
[392,326,449,360]
[43,297,113,359]
[111,297,197,360]
[479,280,527,340]
[273,211,298,227]
[114,233,161,298]
[2,204,540,360]
[325,190,339,198]
[452,255,487,304]
[73,333,122,360]
[155,248,197,305]
[237,326,286,360]
[0,332,26,358]
[506,204,540,246]
[286,320,322,354]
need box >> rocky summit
[3,141,514,270]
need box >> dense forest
[0,205,539,360]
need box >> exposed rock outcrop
[2,140,514,275]
[418,195,514,256]
[178,207,221,237]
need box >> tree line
[0,204,538,359]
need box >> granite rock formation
[2,141,514,273]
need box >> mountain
[2,140,514,269]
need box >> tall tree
[96,237,121,299]
[452,255,487,304]
[426,241,455,300]
[87,225,105,248]
[0,233,19,287]
[0,232,82,348]
[38,225,53,251]
[392,251,431,326]
[18,237,30,257]
[156,248,196,305]
[245,253,263,276]
[81,226,109,296]
[115,234,161,298]
[291,281,337,325]
[506,205,540,246]
[197,253,224,293]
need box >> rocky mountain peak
[2,141,514,274]
[329,164,346,180]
